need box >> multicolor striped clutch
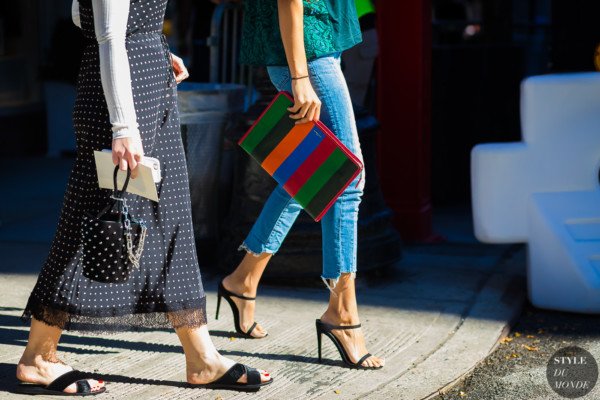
[239,92,363,221]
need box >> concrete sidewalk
[0,158,526,400]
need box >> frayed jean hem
[238,241,277,257]
[321,272,357,294]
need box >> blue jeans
[240,53,365,283]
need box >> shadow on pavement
[0,362,186,396]
[0,312,331,363]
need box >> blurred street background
[1,1,600,399]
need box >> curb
[365,246,526,400]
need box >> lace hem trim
[21,297,207,334]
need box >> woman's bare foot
[319,311,384,368]
[176,324,271,387]
[320,274,385,369]
[16,355,105,394]
[18,317,105,394]
[221,275,268,338]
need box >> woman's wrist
[288,62,308,80]
[112,127,141,141]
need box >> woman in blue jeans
[220,0,384,369]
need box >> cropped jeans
[240,53,365,285]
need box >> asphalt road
[434,302,600,400]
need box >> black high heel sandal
[216,281,266,339]
[316,319,382,370]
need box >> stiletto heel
[315,319,382,370]
[217,280,265,339]
[215,293,222,320]
[317,323,323,363]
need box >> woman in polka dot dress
[15,0,271,395]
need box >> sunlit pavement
[0,157,525,400]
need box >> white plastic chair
[471,72,600,313]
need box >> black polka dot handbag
[81,166,147,283]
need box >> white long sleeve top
[72,0,141,141]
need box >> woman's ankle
[321,308,359,325]
[19,347,60,366]
[185,348,221,370]
[331,273,356,292]
[185,351,228,383]
[18,349,34,366]
[223,274,258,297]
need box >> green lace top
[240,0,362,66]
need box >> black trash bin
[178,82,246,268]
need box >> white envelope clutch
[94,150,161,202]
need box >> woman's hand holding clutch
[112,137,144,179]
[289,77,322,125]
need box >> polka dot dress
[21,0,207,332]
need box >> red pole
[376,0,434,242]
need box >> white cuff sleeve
[72,0,81,28]
[91,0,141,141]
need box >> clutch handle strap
[112,165,132,199]
[94,166,132,218]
